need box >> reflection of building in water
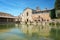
[19,7,51,23]
[0,29,10,33]
[0,24,15,32]
[39,25,51,36]
[0,12,16,23]
[20,24,51,36]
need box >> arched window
[38,20,40,21]
[41,18,43,21]
[47,20,49,21]
[38,16,40,18]
[27,12,28,16]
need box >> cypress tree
[55,0,60,10]
[50,9,56,19]
[55,0,60,18]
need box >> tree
[55,0,60,10]
[50,9,56,19]
[55,0,60,18]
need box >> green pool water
[0,24,60,40]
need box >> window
[38,20,40,21]
[27,12,28,16]
[27,19,28,22]
[35,20,37,22]
[38,16,40,18]
[41,18,43,21]
[47,20,49,21]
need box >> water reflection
[20,24,51,37]
[0,24,60,40]
[50,28,60,40]
[16,24,52,40]
[0,24,15,29]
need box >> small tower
[36,6,40,11]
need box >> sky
[0,0,56,16]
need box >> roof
[0,12,15,18]
[32,10,50,14]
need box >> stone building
[19,7,51,23]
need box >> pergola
[0,12,16,23]
[0,16,16,23]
